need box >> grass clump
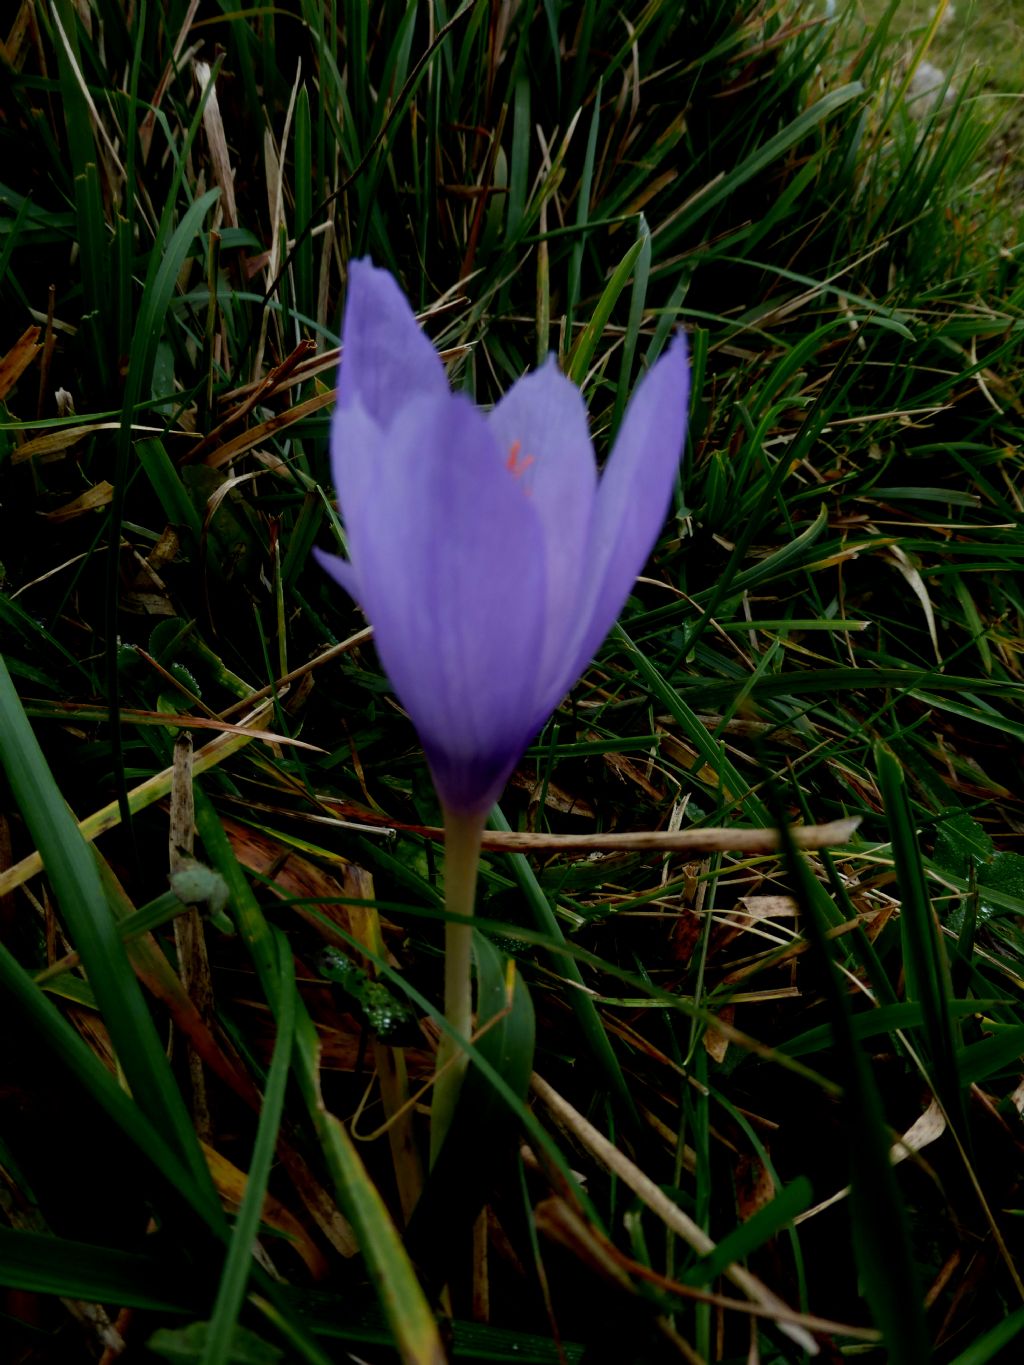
[1,1,1023,1361]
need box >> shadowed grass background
[1,0,1023,1361]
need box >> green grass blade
[782,828,930,1363]
[612,625,769,821]
[948,1306,1024,1365]
[782,999,1001,1060]
[876,741,966,1133]
[956,1025,1024,1088]
[683,1178,812,1286]
[566,226,646,387]
[656,82,865,249]
[506,75,531,241]
[50,0,110,383]
[0,935,220,1227]
[126,188,222,413]
[191,788,446,1365]
[0,1226,188,1313]
[610,214,651,434]
[136,437,205,545]
[201,938,297,1365]
[106,185,221,826]
[489,803,637,1122]
[293,86,314,319]
[0,655,221,1211]
[566,76,601,336]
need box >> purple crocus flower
[316,259,689,818]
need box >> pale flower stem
[430,806,485,1166]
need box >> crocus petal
[338,259,449,424]
[319,262,690,819]
[346,392,548,815]
[328,397,386,530]
[487,357,597,709]
[563,333,690,688]
[312,548,362,605]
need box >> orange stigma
[505,439,536,478]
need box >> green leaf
[933,813,995,878]
[981,852,1024,916]
[410,933,535,1269]
[151,1322,283,1365]
[470,931,536,1107]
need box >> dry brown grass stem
[530,1072,823,1354]
[476,817,860,854]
